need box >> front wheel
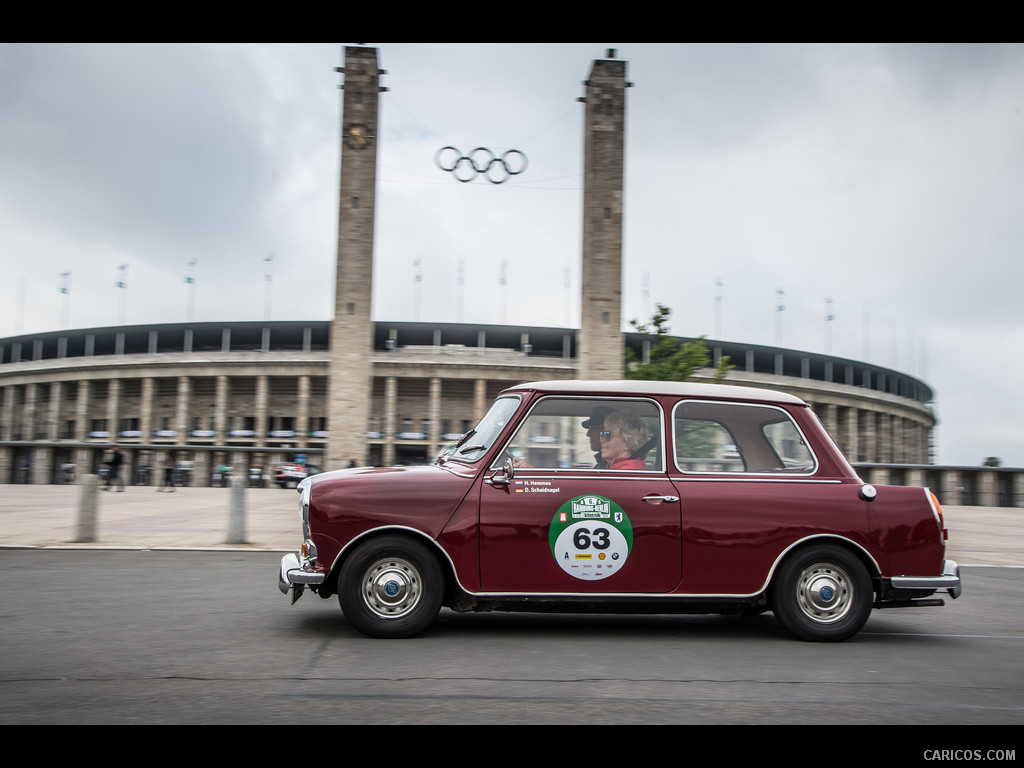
[338,535,443,638]
[770,545,873,642]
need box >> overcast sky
[1,43,1021,467]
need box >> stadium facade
[0,317,935,486]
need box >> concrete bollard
[227,475,247,544]
[75,474,99,543]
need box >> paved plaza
[0,481,1020,567]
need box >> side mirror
[488,456,516,486]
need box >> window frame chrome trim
[490,394,667,473]
[670,399,820,478]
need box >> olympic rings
[435,146,528,184]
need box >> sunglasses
[599,431,620,441]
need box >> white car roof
[502,379,807,406]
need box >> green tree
[625,304,733,383]
[982,456,1002,467]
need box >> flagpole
[564,264,571,327]
[413,258,421,321]
[185,260,197,322]
[59,272,71,329]
[714,278,723,339]
[117,264,128,325]
[499,260,507,324]
[15,276,26,335]
[456,260,464,323]
[264,255,273,321]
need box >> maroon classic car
[278,380,961,641]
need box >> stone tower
[578,50,630,380]
[326,46,385,469]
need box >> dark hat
[581,406,616,429]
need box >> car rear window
[673,400,816,475]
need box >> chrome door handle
[642,495,679,504]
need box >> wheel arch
[766,534,882,598]
[324,525,460,602]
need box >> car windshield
[441,395,521,464]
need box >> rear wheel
[339,535,443,638]
[771,544,873,642]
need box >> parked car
[274,463,323,489]
[279,380,961,641]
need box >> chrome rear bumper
[890,559,962,599]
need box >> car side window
[496,397,663,471]
[673,401,816,475]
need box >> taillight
[928,490,948,542]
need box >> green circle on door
[549,495,633,581]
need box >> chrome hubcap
[796,562,853,624]
[362,557,422,620]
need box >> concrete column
[228,476,247,544]
[75,474,99,542]
[0,386,12,441]
[140,378,154,444]
[429,377,442,458]
[215,375,229,442]
[75,447,93,476]
[46,382,63,441]
[474,378,487,423]
[23,383,38,441]
[255,375,268,446]
[941,470,962,506]
[579,51,629,380]
[842,406,859,464]
[75,380,90,442]
[902,419,913,465]
[297,375,310,450]
[821,403,838,443]
[860,409,876,464]
[106,379,121,442]
[877,413,891,464]
[33,447,53,485]
[1014,473,1024,508]
[383,376,397,467]
[906,468,926,488]
[0,446,11,484]
[978,470,997,507]
[175,376,190,446]
[230,451,248,481]
[193,451,210,488]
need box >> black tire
[338,535,443,638]
[770,544,873,642]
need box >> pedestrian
[158,452,176,492]
[105,445,126,492]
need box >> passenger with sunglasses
[599,411,650,470]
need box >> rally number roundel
[549,495,633,581]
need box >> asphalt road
[0,550,1021,727]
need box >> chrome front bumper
[278,553,326,603]
[890,559,962,599]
